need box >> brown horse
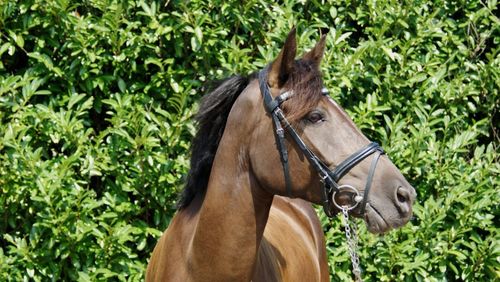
[147,29,416,281]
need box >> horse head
[236,28,416,233]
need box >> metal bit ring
[332,184,362,211]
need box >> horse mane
[177,59,323,209]
[176,74,253,209]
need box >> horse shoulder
[254,196,329,282]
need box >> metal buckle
[276,127,284,137]
[331,185,363,211]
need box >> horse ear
[302,32,327,66]
[268,28,297,88]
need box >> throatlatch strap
[272,112,293,197]
[259,68,294,197]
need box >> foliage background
[0,0,498,281]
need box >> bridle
[258,67,384,217]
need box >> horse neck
[188,105,274,280]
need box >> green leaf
[335,32,352,44]
[118,77,126,93]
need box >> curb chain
[341,206,362,282]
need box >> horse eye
[307,111,324,124]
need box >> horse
[146,28,416,281]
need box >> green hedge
[0,0,498,281]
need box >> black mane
[177,74,252,209]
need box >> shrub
[0,0,498,281]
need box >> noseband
[258,68,384,217]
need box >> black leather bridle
[258,67,384,217]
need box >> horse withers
[147,28,416,281]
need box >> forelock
[281,59,324,121]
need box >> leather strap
[272,111,293,197]
[259,69,280,114]
[331,142,383,182]
[360,150,382,214]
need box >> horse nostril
[395,186,412,216]
[397,192,407,203]
[396,187,410,203]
